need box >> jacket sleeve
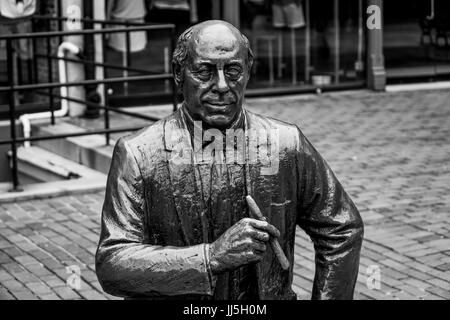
[95,138,214,298]
[294,127,364,300]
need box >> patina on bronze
[95,20,364,300]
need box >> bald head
[191,21,248,58]
[171,20,254,129]
[172,20,254,93]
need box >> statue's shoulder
[245,109,300,147]
[245,109,317,153]
[245,109,298,131]
[119,110,181,151]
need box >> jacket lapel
[243,110,265,298]
[163,110,205,246]
[245,110,286,299]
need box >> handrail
[0,126,148,145]
[2,22,177,192]
[20,42,81,148]
[33,90,161,122]
[34,54,154,74]
[0,24,175,40]
[0,74,173,92]
[33,15,153,26]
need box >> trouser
[272,0,303,6]
[107,17,148,53]
[151,0,190,11]
[0,18,34,102]
[0,19,33,61]
[272,0,305,29]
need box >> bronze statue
[95,20,364,300]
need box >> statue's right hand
[208,218,280,274]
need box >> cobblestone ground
[1,89,450,300]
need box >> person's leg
[13,20,33,60]
[284,1,305,29]
[14,20,35,103]
[129,17,147,53]
[0,23,12,79]
[0,26,7,105]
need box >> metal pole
[212,0,221,20]
[0,126,151,146]
[334,0,340,84]
[268,39,274,84]
[367,0,386,90]
[164,47,170,93]
[102,32,110,146]
[277,31,283,79]
[32,18,38,84]
[46,20,55,125]
[291,28,297,85]
[222,0,240,28]
[170,27,178,112]
[6,39,21,192]
[355,0,364,73]
[0,74,173,92]
[0,24,175,40]
[34,53,151,74]
[17,52,23,86]
[83,0,101,119]
[305,0,311,83]
[125,24,131,96]
[57,0,63,43]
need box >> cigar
[246,195,290,270]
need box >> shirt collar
[181,103,246,152]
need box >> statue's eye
[226,67,242,80]
[195,68,212,79]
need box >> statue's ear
[172,62,182,87]
[247,57,254,76]
[172,62,184,101]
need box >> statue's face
[182,24,250,130]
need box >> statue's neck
[181,103,245,137]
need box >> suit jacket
[95,107,364,300]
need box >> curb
[0,176,106,204]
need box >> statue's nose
[213,69,230,93]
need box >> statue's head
[172,20,254,130]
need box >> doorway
[384,0,450,82]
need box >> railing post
[7,39,22,192]
[102,31,110,146]
[31,18,39,84]
[367,0,386,91]
[125,22,131,96]
[46,19,55,125]
[304,0,311,83]
[334,0,340,84]
[171,27,178,112]
[83,0,101,119]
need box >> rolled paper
[246,195,290,270]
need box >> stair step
[12,146,106,184]
[31,120,115,174]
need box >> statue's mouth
[203,101,234,106]
[203,102,234,112]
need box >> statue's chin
[204,115,235,130]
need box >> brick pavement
[1,89,450,300]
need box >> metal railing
[0,20,177,192]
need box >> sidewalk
[1,89,450,300]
